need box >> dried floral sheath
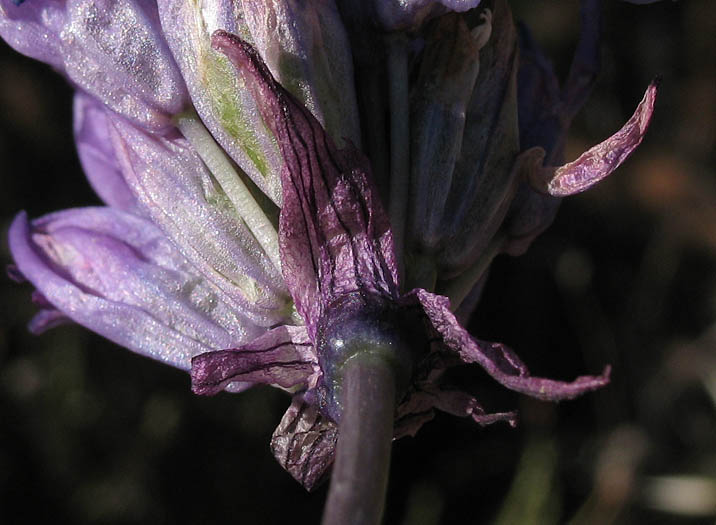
[211,30,400,338]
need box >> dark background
[1,1,714,523]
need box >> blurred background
[1,1,714,523]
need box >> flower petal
[0,0,65,69]
[73,91,139,212]
[157,0,285,204]
[212,31,399,334]
[191,325,316,395]
[534,79,660,197]
[9,208,264,371]
[240,0,361,147]
[1,0,189,131]
[270,394,338,491]
[28,307,70,334]
[108,114,293,327]
[411,289,611,401]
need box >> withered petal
[533,79,660,197]
[191,325,316,395]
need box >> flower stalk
[322,354,397,525]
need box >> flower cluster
[3,0,657,490]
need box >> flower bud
[405,10,491,290]
[405,1,520,294]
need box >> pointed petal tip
[28,309,70,335]
[210,29,243,53]
[210,30,260,74]
[535,79,659,197]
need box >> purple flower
[4,0,658,493]
[0,0,189,131]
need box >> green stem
[322,355,397,525]
[175,112,281,271]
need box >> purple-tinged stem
[322,355,397,525]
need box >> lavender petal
[108,114,292,327]
[73,91,138,212]
[1,0,189,131]
[0,0,66,69]
[9,208,265,371]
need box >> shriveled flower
[3,0,658,516]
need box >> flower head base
[189,29,613,489]
[4,0,658,495]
